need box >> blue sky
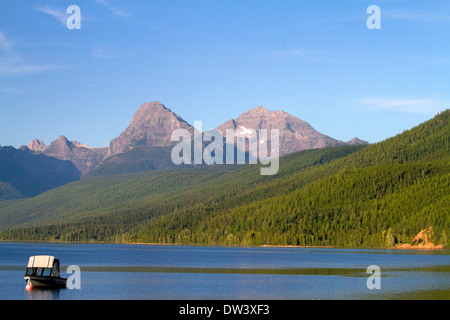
[0,0,449,148]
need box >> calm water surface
[0,242,448,300]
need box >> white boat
[24,255,67,289]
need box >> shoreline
[130,242,446,251]
[393,244,444,250]
[0,239,446,251]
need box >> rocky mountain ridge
[107,101,194,157]
[216,106,367,156]
[25,136,108,175]
[23,101,368,175]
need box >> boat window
[26,268,35,276]
[51,260,60,277]
[36,268,43,276]
[42,268,52,276]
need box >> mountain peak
[138,101,168,112]
[47,135,74,153]
[41,136,108,174]
[27,139,48,152]
[136,101,167,113]
[128,101,187,126]
[58,135,70,142]
[108,101,193,157]
[217,106,346,156]
[248,106,269,113]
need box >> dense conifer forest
[0,110,448,248]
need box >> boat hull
[25,276,67,289]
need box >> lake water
[0,242,449,300]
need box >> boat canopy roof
[27,256,57,268]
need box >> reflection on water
[25,288,62,300]
[387,289,449,300]
[77,265,369,277]
[5,264,449,276]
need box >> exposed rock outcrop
[396,227,444,250]
[216,106,367,156]
[26,136,108,175]
[107,101,194,157]
[27,139,48,152]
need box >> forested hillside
[0,145,364,238]
[0,146,81,200]
[134,110,449,247]
[0,110,448,248]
